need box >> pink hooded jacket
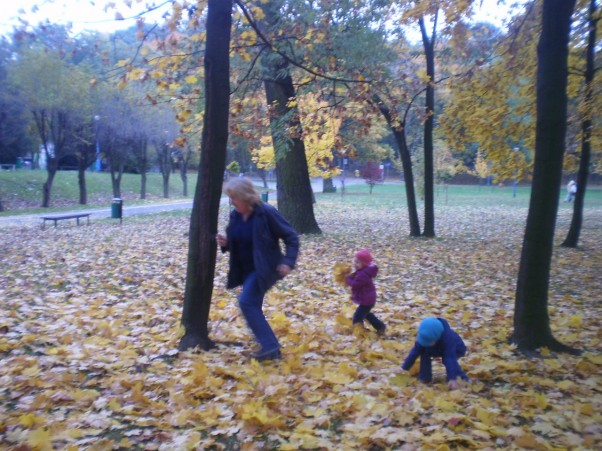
[345,263,378,306]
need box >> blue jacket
[402,318,468,382]
[224,202,299,292]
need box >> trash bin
[111,198,123,219]
[261,192,268,202]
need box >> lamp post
[94,115,101,172]
[512,147,519,198]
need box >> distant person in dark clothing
[402,317,469,389]
[217,177,299,361]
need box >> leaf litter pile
[1,198,601,450]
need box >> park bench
[41,213,91,229]
[0,164,16,171]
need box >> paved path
[0,176,369,229]
[0,200,197,229]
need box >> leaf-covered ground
[1,197,601,450]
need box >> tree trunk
[42,159,57,208]
[322,177,335,193]
[156,143,172,199]
[179,0,232,352]
[163,173,170,198]
[260,2,321,234]
[78,167,87,205]
[258,169,268,190]
[420,17,436,238]
[110,166,122,199]
[394,129,421,237]
[263,73,321,233]
[140,172,147,200]
[180,166,188,197]
[562,0,597,248]
[512,0,579,354]
[372,93,421,237]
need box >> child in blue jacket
[402,317,469,389]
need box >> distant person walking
[565,180,577,202]
[217,177,299,362]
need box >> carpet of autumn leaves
[1,195,601,450]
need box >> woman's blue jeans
[238,272,280,352]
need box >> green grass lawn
[2,170,601,215]
[0,169,198,214]
[316,181,602,210]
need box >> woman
[217,177,299,361]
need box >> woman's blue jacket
[223,202,299,292]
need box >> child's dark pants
[353,305,385,331]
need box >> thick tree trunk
[322,177,335,193]
[512,0,579,354]
[562,0,597,248]
[179,0,232,352]
[78,167,87,205]
[263,68,321,234]
[420,18,436,238]
[259,0,320,234]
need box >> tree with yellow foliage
[440,0,600,248]
[251,92,341,193]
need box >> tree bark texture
[77,168,87,205]
[322,177,335,193]
[562,0,597,248]
[258,0,320,235]
[513,0,578,354]
[179,0,232,352]
[420,17,436,238]
[263,64,321,234]
[140,172,147,200]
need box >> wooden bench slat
[41,214,91,220]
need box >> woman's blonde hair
[223,177,261,205]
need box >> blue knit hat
[417,317,444,346]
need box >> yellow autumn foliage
[251,93,342,179]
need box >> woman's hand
[277,264,292,277]
[216,233,227,248]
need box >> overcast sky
[0,0,170,36]
[1,0,518,38]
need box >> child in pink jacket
[345,249,386,336]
